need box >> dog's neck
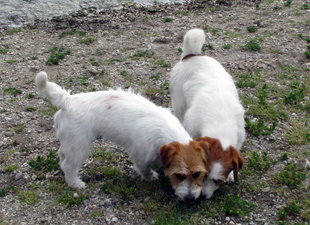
[182,54,204,61]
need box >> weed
[273,6,282,11]
[243,39,261,51]
[202,44,214,52]
[39,102,59,116]
[0,189,5,197]
[163,18,173,23]
[245,117,277,137]
[28,151,60,179]
[4,87,22,97]
[7,27,22,35]
[304,45,310,59]
[276,163,306,189]
[175,11,189,16]
[284,88,305,104]
[150,74,161,80]
[89,210,103,218]
[4,164,19,172]
[6,59,17,64]
[78,37,96,45]
[58,29,77,38]
[178,48,183,53]
[100,80,110,86]
[132,50,155,59]
[46,47,71,65]
[89,58,100,66]
[18,191,38,205]
[278,201,300,220]
[285,118,310,145]
[95,48,106,56]
[78,31,87,37]
[154,59,170,68]
[246,151,273,174]
[235,72,258,88]
[280,152,289,161]
[0,47,9,54]
[247,26,258,33]
[257,84,268,107]
[222,44,232,49]
[284,0,292,7]
[26,106,35,112]
[58,189,87,207]
[13,124,26,133]
[301,4,310,10]
[222,194,255,217]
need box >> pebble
[15,172,23,181]
[73,193,79,198]
[262,187,270,193]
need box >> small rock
[73,193,79,198]
[4,132,14,137]
[229,221,235,225]
[15,172,23,181]
[111,217,118,222]
[95,172,103,181]
[262,187,270,193]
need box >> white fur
[170,29,246,198]
[35,72,192,198]
[201,162,223,199]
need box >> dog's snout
[185,194,195,203]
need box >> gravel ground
[1,0,310,224]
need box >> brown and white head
[194,136,244,199]
[159,139,210,204]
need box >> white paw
[226,171,235,183]
[70,180,86,189]
[150,169,159,180]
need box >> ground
[0,0,310,224]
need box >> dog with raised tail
[35,71,212,203]
[170,28,245,199]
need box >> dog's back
[170,29,245,150]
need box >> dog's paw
[225,171,235,183]
[150,169,159,180]
[71,180,86,189]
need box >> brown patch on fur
[182,54,205,61]
[160,140,210,189]
[194,136,244,181]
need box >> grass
[5,59,17,64]
[278,201,300,220]
[222,44,232,49]
[4,164,19,172]
[46,47,71,65]
[78,37,96,45]
[275,163,307,189]
[222,194,255,217]
[13,124,26,133]
[243,39,262,51]
[245,117,277,137]
[245,151,273,175]
[247,26,258,33]
[28,151,60,180]
[18,191,38,205]
[0,47,9,54]
[3,87,22,97]
[163,18,173,23]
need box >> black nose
[185,194,195,203]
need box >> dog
[170,28,245,199]
[35,71,211,203]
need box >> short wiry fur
[35,71,211,202]
[170,29,245,199]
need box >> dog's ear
[194,136,222,151]
[159,143,178,169]
[227,146,244,180]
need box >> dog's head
[159,139,210,204]
[194,136,244,199]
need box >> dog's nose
[198,193,206,200]
[185,194,195,204]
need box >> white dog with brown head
[35,71,211,203]
[170,28,245,199]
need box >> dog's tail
[35,71,70,108]
[182,28,206,59]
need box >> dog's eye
[193,172,201,179]
[212,179,224,185]
[175,174,186,180]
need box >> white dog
[170,29,245,199]
[35,71,212,203]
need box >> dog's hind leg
[58,140,91,189]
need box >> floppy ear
[195,136,222,151]
[159,143,178,169]
[228,146,245,180]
